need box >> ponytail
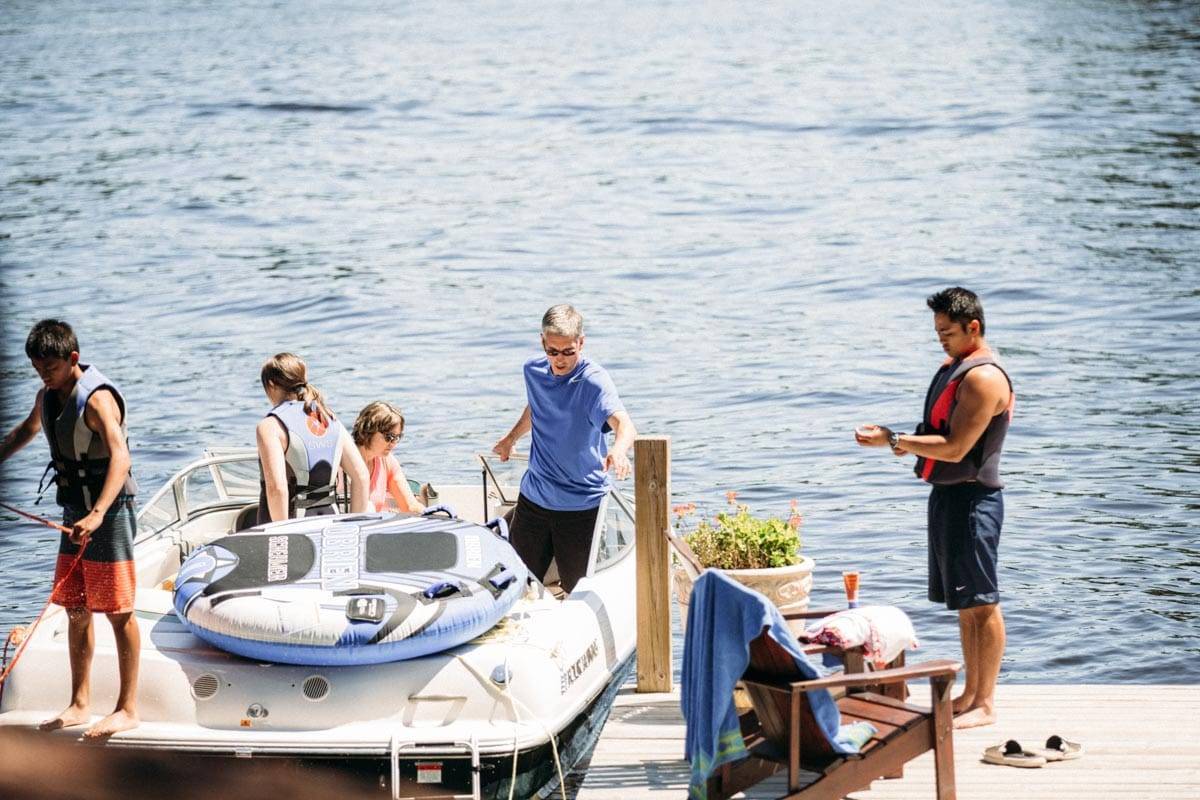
[298,383,333,427]
[261,353,334,426]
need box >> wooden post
[635,436,672,693]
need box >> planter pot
[673,555,815,633]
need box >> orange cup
[842,570,860,608]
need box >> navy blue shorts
[927,484,1003,610]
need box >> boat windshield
[593,489,635,570]
[137,451,259,541]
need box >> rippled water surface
[2,0,1198,687]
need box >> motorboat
[0,451,637,799]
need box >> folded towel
[836,720,879,750]
[681,570,860,800]
[806,605,919,668]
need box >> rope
[0,502,88,689]
[0,501,72,535]
[0,629,21,707]
[452,651,568,800]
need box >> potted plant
[671,492,814,627]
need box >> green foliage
[680,502,803,571]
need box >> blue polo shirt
[521,356,625,511]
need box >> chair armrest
[665,528,705,578]
[745,659,960,693]
[800,643,845,656]
[782,608,843,621]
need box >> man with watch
[855,287,1014,730]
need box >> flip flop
[982,740,1047,768]
[1035,734,1083,761]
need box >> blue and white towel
[681,570,875,799]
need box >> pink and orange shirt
[368,454,419,513]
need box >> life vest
[259,400,345,519]
[914,351,1014,488]
[39,364,138,510]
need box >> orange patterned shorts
[50,497,137,614]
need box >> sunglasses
[381,431,403,443]
[544,347,578,358]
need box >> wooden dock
[576,683,1200,799]
[585,438,1200,798]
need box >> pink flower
[672,502,697,518]
[725,490,738,505]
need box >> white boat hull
[0,452,638,799]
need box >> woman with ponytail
[256,353,369,524]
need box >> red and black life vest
[914,351,1014,488]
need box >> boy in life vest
[855,287,1014,730]
[0,320,141,738]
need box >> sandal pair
[983,736,1083,768]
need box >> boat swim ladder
[389,732,482,800]
[383,632,570,800]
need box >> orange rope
[0,502,88,688]
[0,501,72,535]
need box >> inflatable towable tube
[172,509,528,666]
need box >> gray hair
[541,304,584,339]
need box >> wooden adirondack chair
[667,529,911,699]
[707,631,960,800]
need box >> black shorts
[927,483,1003,610]
[507,494,599,595]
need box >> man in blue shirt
[493,305,636,594]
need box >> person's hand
[854,424,891,447]
[70,509,103,545]
[604,449,631,480]
[492,437,514,462]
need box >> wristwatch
[887,430,902,449]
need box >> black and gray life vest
[258,400,345,519]
[914,351,1014,489]
[39,364,138,510]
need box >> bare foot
[39,703,91,731]
[82,709,139,739]
[952,705,997,729]
[952,693,976,715]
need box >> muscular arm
[338,428,370,514]
[492,405,532,461]
[603,410,637,480]
[0,391,43,464]
[256,417,290,522]
[896,366,1010,462]
[68,390,132,541]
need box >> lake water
[2,0,1198,691]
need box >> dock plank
[576,685,1200,799]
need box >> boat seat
[233,502,259,532]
